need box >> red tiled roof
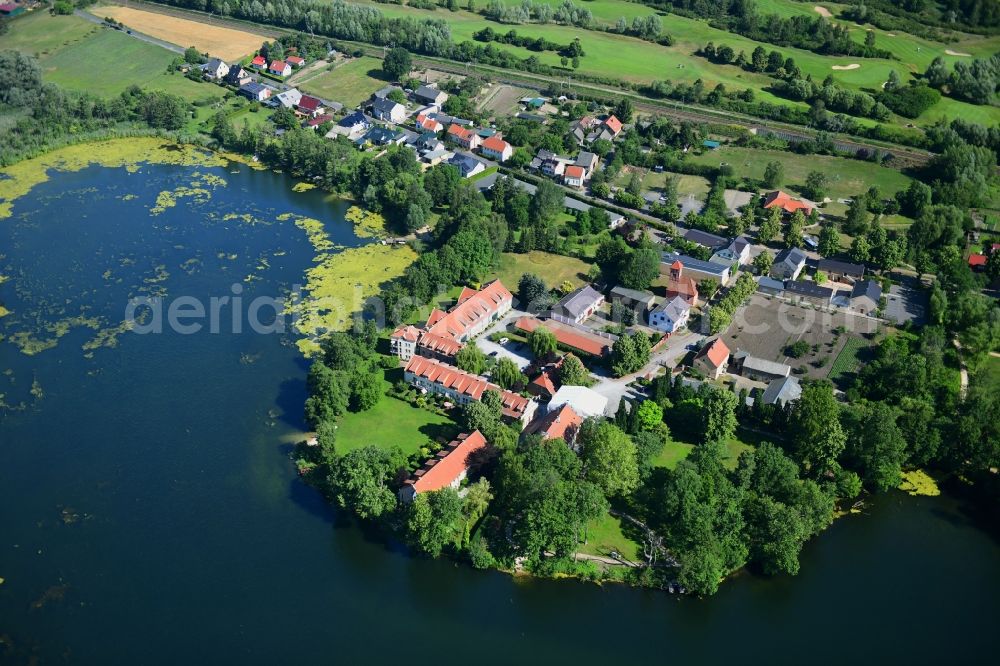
[526,404,582,442]
[404,356,531,419]
[515,317,611,357]
[405,430,488,494]
[305,114,333,127]
[457,286,478,304]
[391,325,422,342]
[968,253,988,267]
[270,60,287,70]
[418,115,442,131]
[298,95,322,111]
[763,190,813,214]
[251,55,266,66]
[416,331,463,357]
[481,135,510,153]
[448,123,473,140]
[530,369,558,397]
[565,165,585,179]
[697,338,730,369]
[425,309,447,327]
[604,115,623,134]
[425,280,512,342]
[286,56,304,64]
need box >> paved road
[76,10,184,55]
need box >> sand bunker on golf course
[814,5,832,18]
[831,64,861,70]
[946,49,972,57]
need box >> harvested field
[99,6,267,60]
[722,294,881,384]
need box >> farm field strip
[96,5,268,60]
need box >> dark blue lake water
[0,160,997,665]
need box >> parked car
[498,337,509,345]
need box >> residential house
[651,295,692,333]
[711,236,752,266]
[414,85,448,106]
[297,95,325,117]
[515,317,615,358]
[330,110,370,137]
[285,55,305,68]
[684,228,728,251]
[527,358,563,400]
[968,253,988,270]
[250,55,267,69]
[238,82,271,102]
[403,356,536,425]
[570,116,598,143]
[850,280,882,315]
[223,65,251,86]
[524,404,583,446]
[763,190,815,216]
[574,151,598,178]
[760,376,802,407]
[784,279,834,306]
[274,88,303,109]
[481,135,513,162]
[817,259,865,283]
[421,148,453,166]
[551,284,605,325]
[732,350,791,382]
[662,259,700,307]
[361,127,406,147]
[757,276,785,297]
[447,124,481,150]
[398,430,488,503]
[649,296,691,334]
[202,58,229,80]
[390,281,513,362]
[770,247,807,280]
[448,153,487,179]
[416,114,444,133]
[563,165,586,188]
[304,114,334,130]
[371,98,406,124]
[548,385,609,419]
[609,286,656,321]
[415,131,444,151]
[269,60,291,77]
[693,337,731,379]
[661,252,731,286]
[603,115,623,138]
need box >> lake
[0,150,997,664]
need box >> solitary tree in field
[382,47,412,81]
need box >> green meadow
[296,56,389,108]
[0,12,224,102]
[352,0,1000,126]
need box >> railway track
[104,0,935,167]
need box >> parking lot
[722,294,881,381]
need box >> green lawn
[297,56,389,109]
[336,379,457,456]
[488,251,592,291]
[577,511,644,560]
[685,145,915,201]
[0,10,98,57]
[652,434,755,471]
[0,15,225,103]
[828,336,871,387]
[613,166,711,198]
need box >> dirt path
[952,338,969,398]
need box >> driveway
[474,309,532,370]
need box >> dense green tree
[406,488,463,557]
[752,250,773,274]
[557,354,590,386]
[492,357,524,390]
[619,245,661,290]
[579,421,639,498]
[304,362,349,427]
[382,47,412,80]
[817,221,840,257]
[762,161,784,188]
[635,400,664,431]
[455,344,488,375]
[757,207,781,243]
[843,402,907,491]
[702,387,738,445]
[330,445,407,519]
[517,272,548,311]
[349,370,383,412]
[528,326,558,359]
[787,381,846,473]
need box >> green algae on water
[345,206,387,238]
[898,470,941,497]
